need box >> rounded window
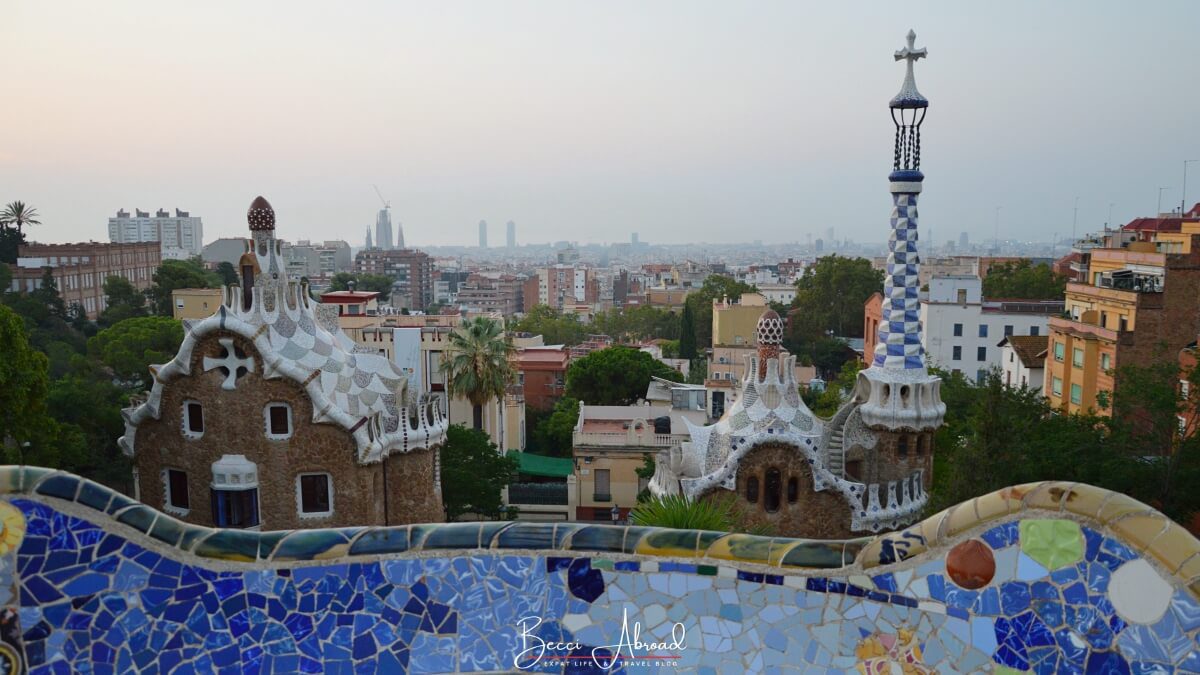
[746,476,759,504]
[764,468,782,513]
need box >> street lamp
[1185,160,1198,216]
[610,505,621,524]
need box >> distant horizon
[4,2,1198,248]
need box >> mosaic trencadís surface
[0,468,1197,673]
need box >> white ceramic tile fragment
[1109,558,1173,625]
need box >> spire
[247,196,275,231]
[870,30,932,371]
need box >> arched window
[764,468,782,513]
[897,435,909,458]
[746,476,759,504]
[786,477,798,504]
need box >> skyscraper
[396,221,405,249]
[108,208,203,259]
[631,232,639,247]
[365,227,373,249]
[959,231,969,249]
[506,220,516,248]
[478,220,488,248]
[375,208,394,250]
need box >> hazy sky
[3,1,1198,248]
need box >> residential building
[863,292,883,364]
[8,241,161,319]
[318,290,380,316]
[281,240,352,279]
[456,274,524,316]
[758,283,797,305]
[1179,338,1200,440]
[998,335,1048,391]
[108,208,203,259]
[642,287,691,310]
[171,288,223,321]
[920,275,1062,382]
[120,196,447,531]
[523,265,598,312]
[1045,214,1200,415]
[353,248,434,310]
[515,346,570,411]
[708,293,814,384]
[503,451,576,521]
[572,395,707,522]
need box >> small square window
[1070,383,1082,405]
[266,404,293,439]
[1072,348,1084,368]
[297,474,333,517]
[1004,325,1014,336]
[165,469,189,512]
[1031,326,1040,336]
[953,323,963,337]
[977,346,987,361]
[183,401,204,438]
[1052,377,1063,396]
[1101,354,1111,371]
[952,346,962,361]
[978,325,988,338]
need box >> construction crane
[372,185,390,211]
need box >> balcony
[1049,316,1118,343]
[592,493,612,503]
[572,431,682,448]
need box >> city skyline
[3,2,1198,247]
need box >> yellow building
[171,288,223,320]
[1046,222,1200,415]
[712,292,768,347]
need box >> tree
[566,346,683,406]
[678,303,698,360]
[441,317,515,430]
[99,275,148,327]
[328,272,393,302]
[0,228,24,264]
[439,425,518,521]
[787,255,882,347]
[509,305,587,346]
[147,259,221,315]
[215,261,238,286]
[0,201,41,236]
[31,268,67,319]
[982,260,1066,300]
[590,305,680,343]
[88,316,184,391]
[0,304,52,451]
[527,397,579,457]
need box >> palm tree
[0,202,40,235]
[441,317,515,431]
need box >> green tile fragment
[697,565,718,576]
[1019,519,1083,570]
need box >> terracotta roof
[1122,204,1199,234]
[999,335,1049,369]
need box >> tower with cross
[855,30,945,444]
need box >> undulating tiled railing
[0,466,1198,674]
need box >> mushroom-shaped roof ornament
[247,196,275,231]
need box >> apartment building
[108,208,203,259]
[1045,214,1200,415]
[8,241,161,319]
[456,274,524,316]
[353,248,434,311]
[920,275,1062,382]
[522,265,598,312]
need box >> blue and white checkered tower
[856,30,946,432]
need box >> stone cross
[203,337,255,390]
[894,29,927,77]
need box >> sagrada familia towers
[650,31,946,538]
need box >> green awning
[506,451,573,478]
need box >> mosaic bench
[0,466,1196,673]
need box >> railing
[572,431,681,448]
[592,493,612,503]
[508,482,568,506]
